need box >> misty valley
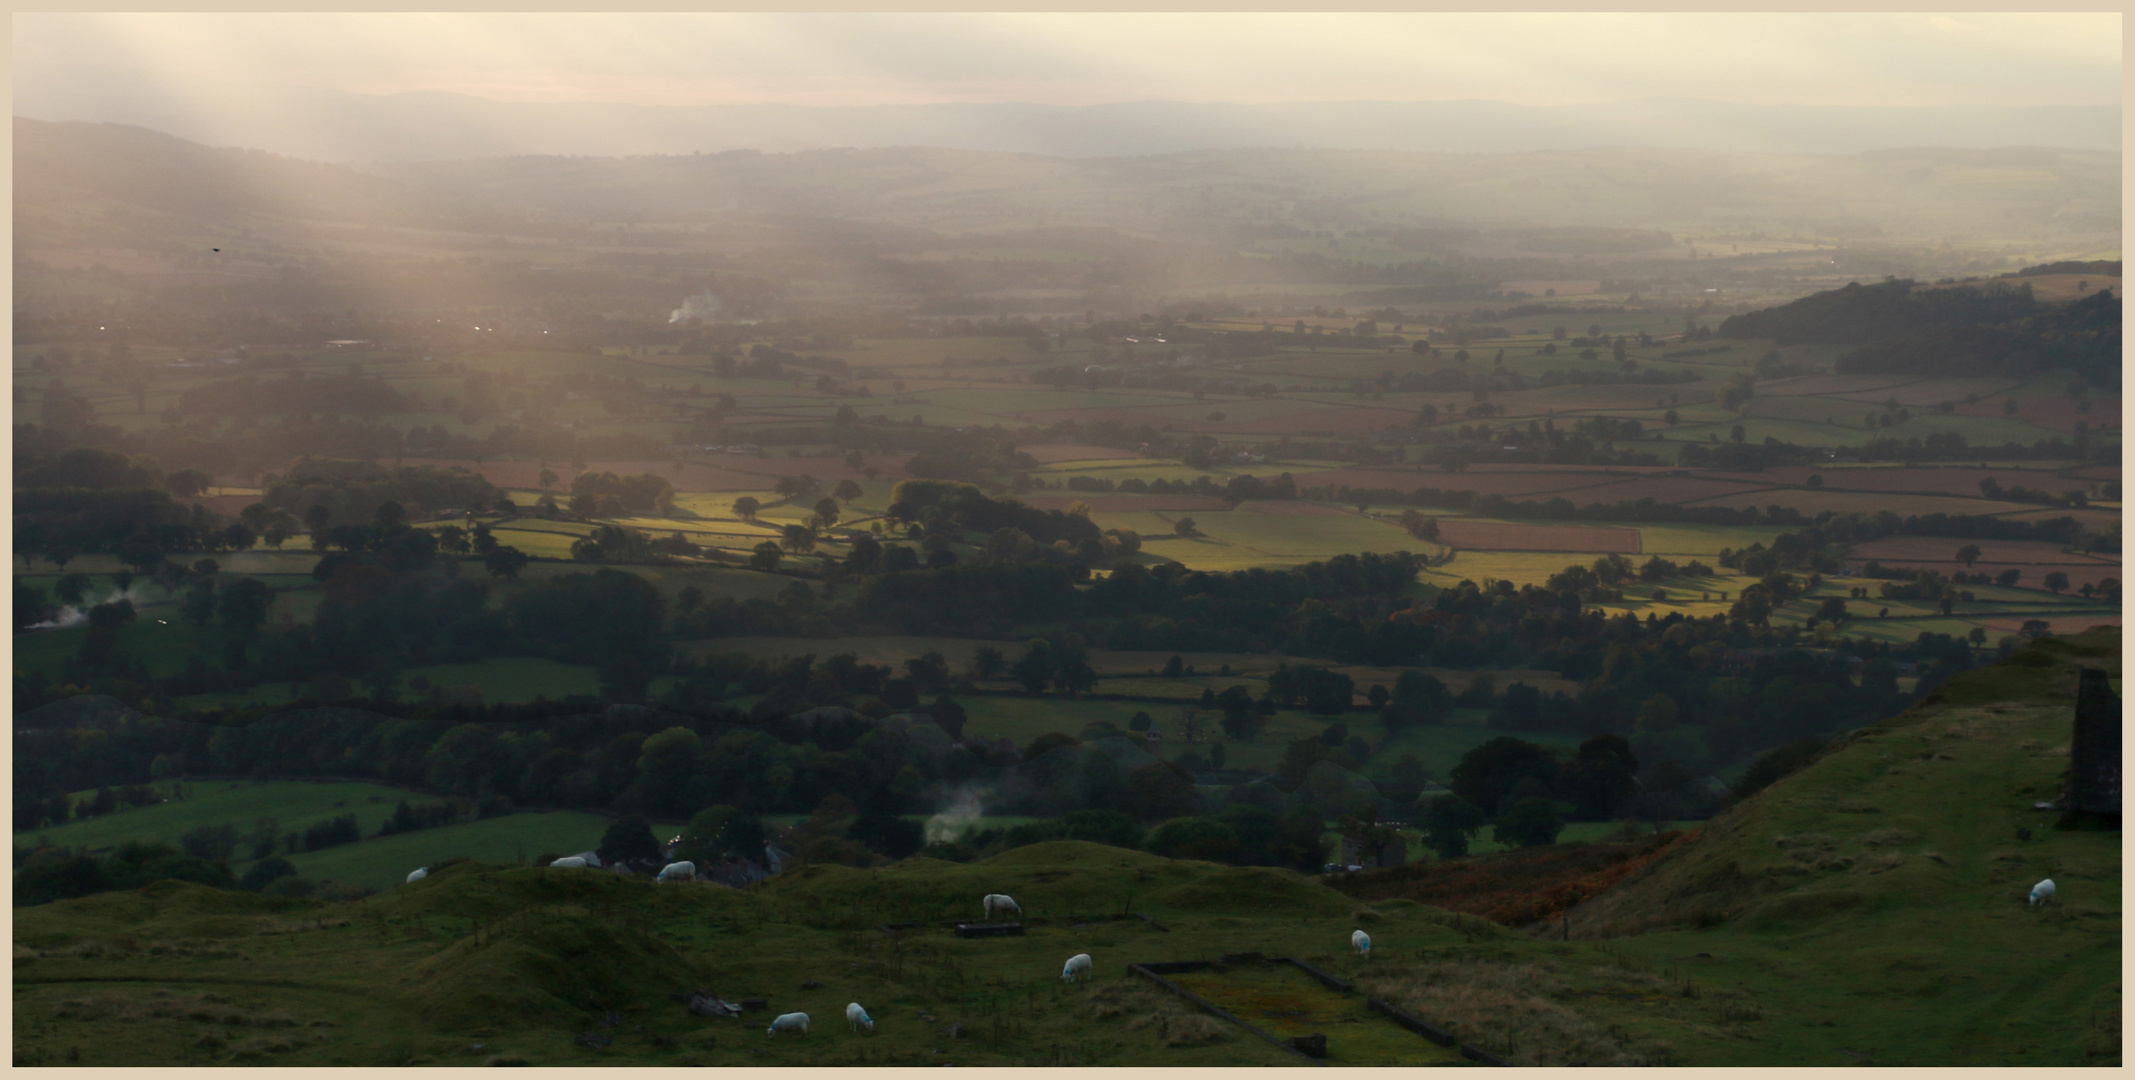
[10,43,2123,1069]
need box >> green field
[1087,509,1425,571]
[282,811,628,889]
[13,778,673,895]
[17,781,413,855]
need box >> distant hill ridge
[13,94,2123,162]
[2012,259,2121,278]
[1720,278,2120,384]
[15,117,2121,245]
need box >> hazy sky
[14,12,2122,109]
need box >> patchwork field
[1018,443,1145,463]
[1437,521,1641,554]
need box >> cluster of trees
[260,458,500,527]
[1043,472,1297,503]
[854,550,1422,641]
[570,524,702,564]
[1976,475,2099,509]
[569,471,674,516]
[15,840,243,906]
[1409,733,1649,857]
[885,481,1100,547]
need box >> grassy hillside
[1559,625,2122,1065]
[12,842,1767,1067]
[12,629,2121,1066]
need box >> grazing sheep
[846,1002,874,1032]
[2031,878,2057,906]
[1061,953,1092,982]
[549,856,589,869]
[1351,929,1371,957]
[406,867,428,884]
[767,1012,810,1036]
[657,860,697,883]
[982,893,1021,921]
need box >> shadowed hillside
[1565,626,2118,938]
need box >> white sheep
[657,860,697,883]
[549,856,589,869]
[406,867,428,884]
[767,1012,811,1036]
[1062,953,1092,982]
[982,893,1021,921]
[1352,929,1371,957]
[2031,878,2057,906]
[846,1002,874,1032]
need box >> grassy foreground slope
[11,631,2120,1066]
[7,841,1781,1067]
[1563,625,2122,1066]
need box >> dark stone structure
[2059,667,2121,829]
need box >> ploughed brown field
[1437,520,1641,554]
[1558,475,1765,504]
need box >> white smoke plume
[925,785,989,843]
[28,585,154,631]
[669,291,723,324]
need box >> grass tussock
[1856,829,1918,847]
[1355,961,1667,1066]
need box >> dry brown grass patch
[1084,980,1233,1046]
[1355,961,1666,1066]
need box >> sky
[13,12,2123,109]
